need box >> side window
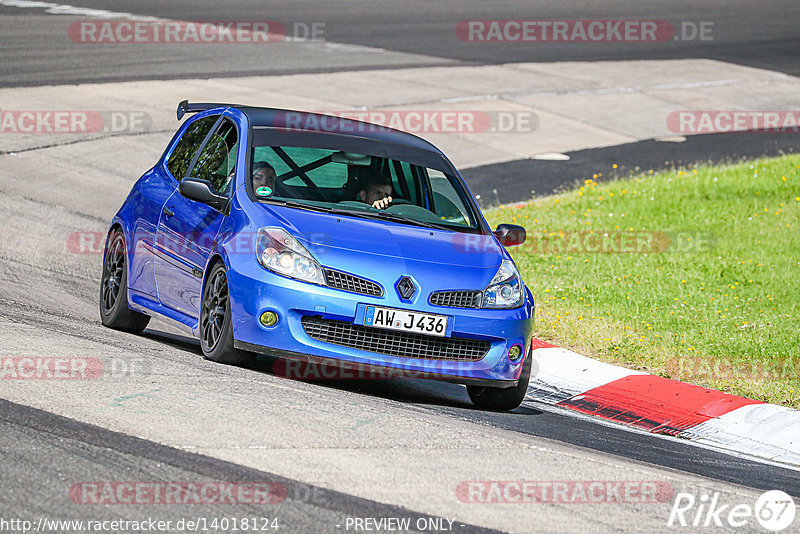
[188,119,238,194]
[166,115,218,181]
[427,169,475,227]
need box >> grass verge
[485,154,800,407]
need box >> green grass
[485,155,800,407]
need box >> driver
[358,175,393,209]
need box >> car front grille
[323,269,383,297]
[301,316,490,362]
[429,290,482,309]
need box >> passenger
[252,161,276,196]
[358,174,393,209]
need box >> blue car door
[127,114,219,299]
[125,167,179,299]
[154,117,239,318]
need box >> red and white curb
[525,340,800,468]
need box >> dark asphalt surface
[3,0,797,205]
[0,0,798,86]
[462,131,800,206]
[0,398,497,534]
[121,328,800,500]
[236,353,800,498]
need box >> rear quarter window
[166,115,218,181]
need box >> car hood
[262,204,504,269]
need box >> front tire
[99,230,150,333]
[467,348,532,411]
[200,263,252,365]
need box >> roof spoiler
[176,100,233,121]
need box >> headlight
[482,259,524,309]
[256,227,325,285]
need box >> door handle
[163,206,175,218]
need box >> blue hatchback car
[100,101,535,410]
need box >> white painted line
[324,42,385,54]
[563,78,746,97]
[0,0,159,20]
[532,152,570,161]
[0,0,382,51]
[440,95,500,104]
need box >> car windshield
[248,142,481,232]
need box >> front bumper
[226,263,535,386]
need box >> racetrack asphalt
[0,135,797,530]
[462,131,800,206]
[0,398,498,534]
[1,0,799,85]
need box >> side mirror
[179,178,227,210]
[494,224,526,246]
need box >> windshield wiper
[261,199,331,213]
[371,211,447,230]
[268,200,374,219]
[264,200,447,230]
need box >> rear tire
[99,230,150,333]
[467,348,532,411]
[200,263,252,365]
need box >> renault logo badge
[395,276,416,300]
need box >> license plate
[363,306,448,337]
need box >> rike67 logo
[668,490,796,531]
